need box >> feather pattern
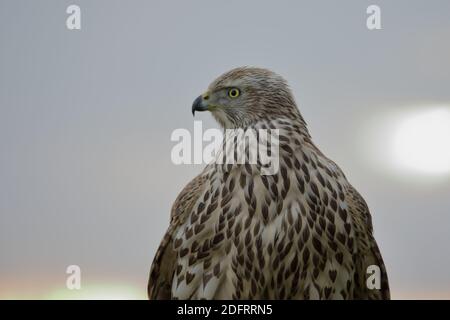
[148,67,389,299]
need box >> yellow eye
[228,88,240,98]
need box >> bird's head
[192,67,301,128]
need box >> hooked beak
[192,95,209,116]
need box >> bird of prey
[148,67,390,299]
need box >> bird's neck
[230,115,311,138]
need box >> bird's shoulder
[344,184,390,299]
[170,172,209,221]
[148,172,208,299]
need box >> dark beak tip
[192,95,204,116]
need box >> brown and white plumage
[148,67,389,299]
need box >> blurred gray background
[1,0,449,299]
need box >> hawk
[148,67,390,299]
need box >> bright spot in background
[392,108,450,174]
[44,284,144,300]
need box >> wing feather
[346,185,390,299]
[147,173,207,299]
